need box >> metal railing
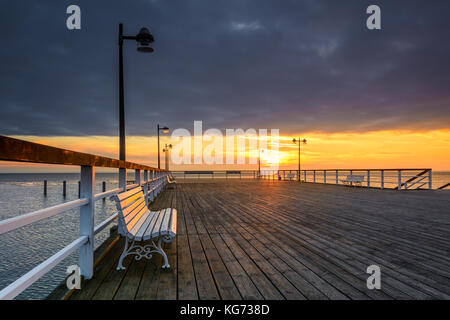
[0,136,170,299]
[172,169,433,190]
[262,169,433,190]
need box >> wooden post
[304,170,306,182]
[313,170,316,183]
[63,181,66,197]
[428,169,432,190]
[324,170,326,184]
[79,166,95,279]
[336,170,338,185]
[381,170,384,190]
[143,170,148,205]
[367,170,370,188]
[44,180,47,196]
[398,170,402,190]
[350,170,353,187]
[78,181,81,198]
[102,181,106,202]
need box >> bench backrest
[346,175,365,182]
[112,186,148,234]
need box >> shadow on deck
[54,181,450,300]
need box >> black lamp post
[293,138,307,182]
[157,124,169,169]
[118,23,154,188]
[118,23,154,162]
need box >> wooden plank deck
[65,181,450,300]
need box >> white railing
[264,168,433,190]
[0,135,170,300]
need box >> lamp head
[136,27,154,53]
[161,126,169,134]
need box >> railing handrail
[0,135,165,171]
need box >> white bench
[341,175,365,186]
[112,186,177,270]
[167,175,176,184]
[286,173,296,180]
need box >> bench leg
[157,237,170,269]
[117,237,133,270]
[116,235,174,270]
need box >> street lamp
[157,124,169,169]
[163,144,173,171]
[118,23,154,188]
[293,138,307,182]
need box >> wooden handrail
[0,135,165,171]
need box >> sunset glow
[3,129,449,172]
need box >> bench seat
[341,175,365,185]
[112,186,177,270]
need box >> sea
[0,171,449,299]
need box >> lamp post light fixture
[118,23,154,188]
[293,138,307,182]
[157,124,170,169]
[163,144,173,171]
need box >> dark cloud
[1,0,450,136]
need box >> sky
[1,0,450,171]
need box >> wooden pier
[55,181,450,300]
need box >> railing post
[304,170,306,182]
[367,170,370,188]
[150,171,154,202]
[63,181,66,197]
[428,169,432,190]
[119,168,126,191]
[78,181,81,198]
[157,172,161,195]
[336,170,338,185]
[143,170,148,205]
[43,180,47,196]
[313,170,316,183]
[381,170,384,190]
[398,170,402,190]
[135,169,141,186]
[79,165,95,279]
[324,170,326,184]
[350,170,353,186]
